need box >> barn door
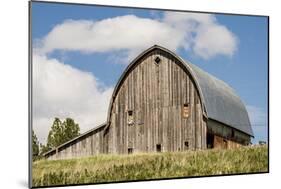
[207,132,214,149]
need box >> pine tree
[32,130,39,160]
[62,118,80,143]
[46,117,80,149]
[47,118,64,148]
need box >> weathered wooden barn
[44,45,253,160]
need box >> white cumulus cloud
[163,12,238,59]
[33,54,113,143]
[32,12,239,143]
[35,12,238,62]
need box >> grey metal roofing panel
[188,63,253,136]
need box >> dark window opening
[128,148,133,154]
[184,141,189,150]
[182,103,190,118]
[207,133,214,149]
[156,144,162,152]
[154,56,161,64]
[231,129,235,138]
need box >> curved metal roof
[188,63,253,136]
[105,45,253,137]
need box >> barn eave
[43,122,106,157]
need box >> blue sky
[32,2,268,144]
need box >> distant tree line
[32,118,80,161]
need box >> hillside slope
[32,145,268,187]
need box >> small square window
[154,56,161,64]
[128,148,133,154]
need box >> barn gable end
[104,46,207,154]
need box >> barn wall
[105,49,207,154]
[207,119,251,149]
[213,135,242,149]
[46,126,104,160]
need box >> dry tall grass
[32,145,268,187]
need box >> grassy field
[32,145,268,187]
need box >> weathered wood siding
[208,119,250,149]
[105,49,207,154]
[213,135,242,149]
[46,126,104,160]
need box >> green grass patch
[32,145,268,187]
